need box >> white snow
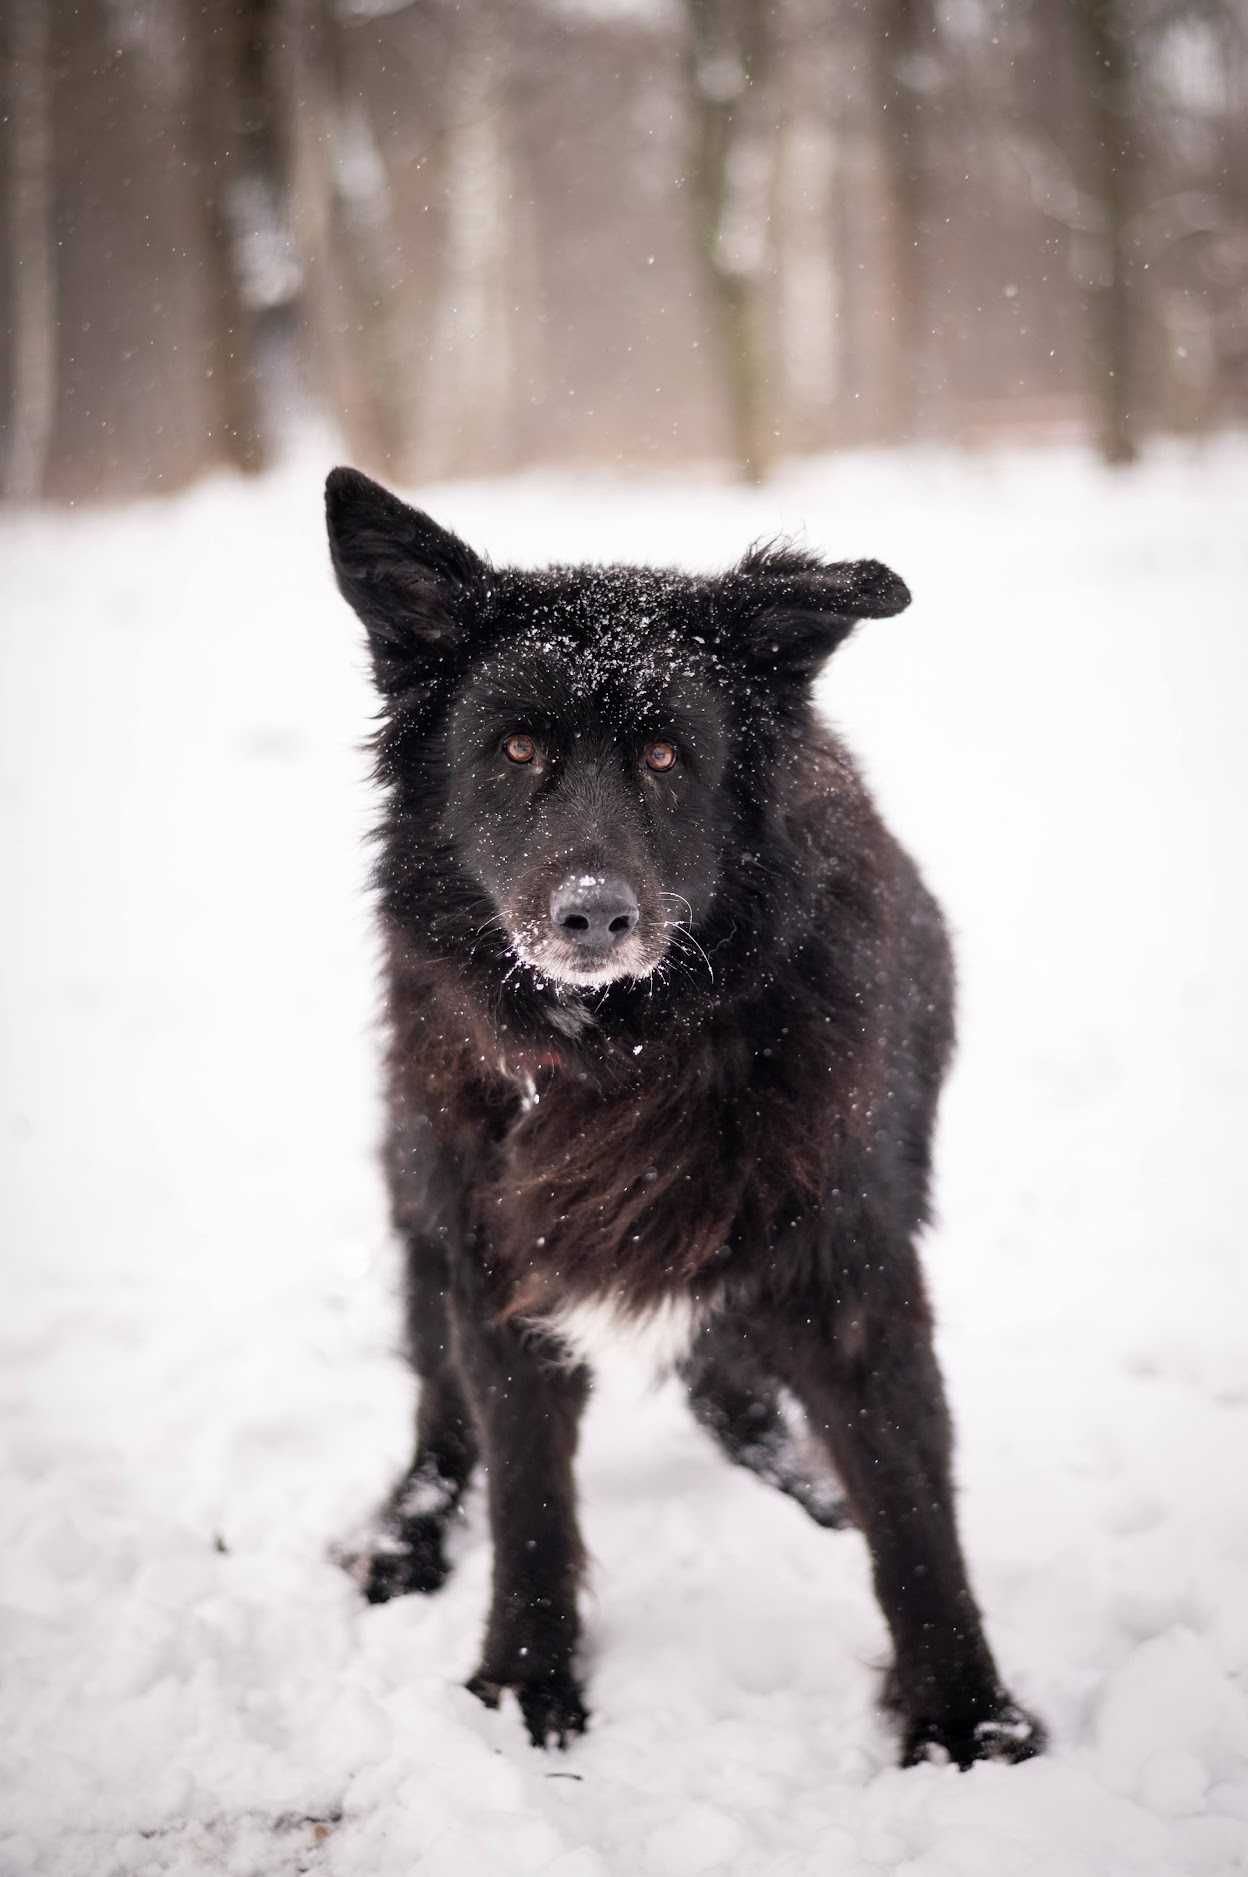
[2,437,1247,1876]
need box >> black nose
[550,875,640,949]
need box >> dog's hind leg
[682,1329,849,1530]
[763,1265,1046,1770]
[337,1234,479,1603]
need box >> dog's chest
[487,1045,736,1347]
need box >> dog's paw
[466,1667,590,1750]
[333,1516,451,1604]
[787,1472,852,1531]
[899,1696,1047,1771]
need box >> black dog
[324,466,1045,1770]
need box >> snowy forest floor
[3,439,1247,1877]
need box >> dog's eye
[644,740,678,773]
[503,733,537,765]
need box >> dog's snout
[550,876,640,948]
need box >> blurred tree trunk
[684,0,775,485]
[187,1,268,475]
[235,0,299,444]
[424,2,516,478]
[281,0,406,473]
[3,0,56,500]
[828,125,856,446]
[1073,0,1139,465]
[869,0,927,446]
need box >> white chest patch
[536,1293,705,1376]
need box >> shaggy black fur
[325,466,1046,1768]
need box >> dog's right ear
[324,467,487,689]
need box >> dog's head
[326,467,909,995]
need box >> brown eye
[503,733,537,765]
[644,740,678,773]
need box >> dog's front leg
[452,1291,590,1748]
[769,1278,1045,1770]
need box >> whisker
[468,912,509,962]
[659,890,695,925]
[665,922,715,986]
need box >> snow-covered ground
[2,439,1247,1877]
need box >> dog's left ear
[719,542,910,680]
[325,466,487,690]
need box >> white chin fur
[517,942,658,989]
[535,1294,705,1376]
[549,961,654,989]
